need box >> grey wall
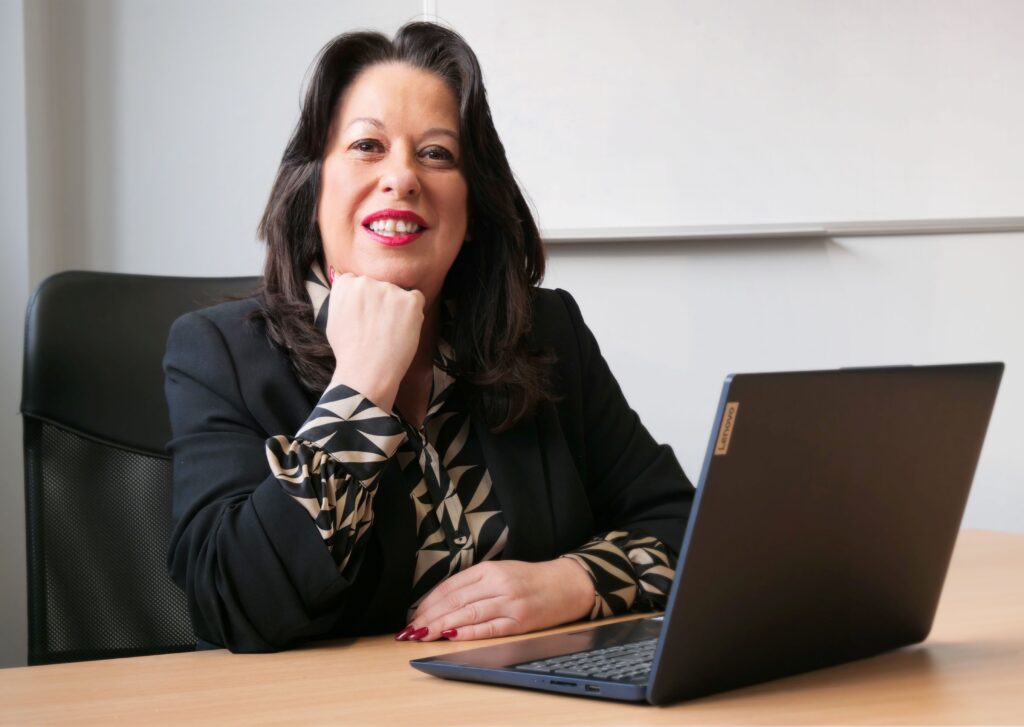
[2,0,1021,670]
[1,0,31,676]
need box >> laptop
[410,363,1004,704]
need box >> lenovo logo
[714,402,739,455]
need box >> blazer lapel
[474,414,554,562]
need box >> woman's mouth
[362,210,429,247]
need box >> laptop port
[549,680,577,688]
[585,685,601,693]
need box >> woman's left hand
[402,558,595,642]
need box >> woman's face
[317,62,469,306]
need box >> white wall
[3,0,1021,670]
[24,0,429,280]
[544,233,1023,533]
[440,0,1024,229]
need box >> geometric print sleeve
[561,530,677,620]
[265,383,405,577]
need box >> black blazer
[164,288,694,652]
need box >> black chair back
[21,270,260,664]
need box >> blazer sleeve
[554,289,695,558]
[164,311,361,652]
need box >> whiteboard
[433,0,1024,234]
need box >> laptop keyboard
[513,637,658,683]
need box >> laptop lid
[647,362,1003,704]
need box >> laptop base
[411,617,661,702]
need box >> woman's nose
[379,154,421,198]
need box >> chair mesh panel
[25,419,195,663]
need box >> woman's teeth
[368,218,422,235]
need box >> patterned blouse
[264,265,676,620]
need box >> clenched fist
[326,271,426,413]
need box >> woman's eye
[421,146,456,164]
[351,139,384,154]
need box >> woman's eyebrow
[344,116,385,131]
[421,127,459,142]
[343,117,458,142]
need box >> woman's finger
[440,617,520,642]
[410,578,501,629]
[415,596,514,642]
[409,564,487,621]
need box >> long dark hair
[256,21,552,432]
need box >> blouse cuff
[264,383,406,574]
[293,383,406,486]
[562,530,676,620]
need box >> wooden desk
[2,529,1022,725]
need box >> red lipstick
[361,209,429,247]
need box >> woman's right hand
[325,270,425,413]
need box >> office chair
[21,270,260,665]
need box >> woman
[165,21,693,652]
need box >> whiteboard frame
[542,217,1024,243]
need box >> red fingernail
[394,625,415,641]
[441,629,457,639]
[328,265,335,284]
[408,627,429,641]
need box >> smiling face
[317,62,469,307]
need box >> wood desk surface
[2,529,1022,725]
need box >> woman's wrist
[328,371,398,414]
[554,556,597,622]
